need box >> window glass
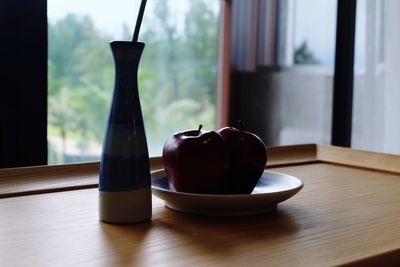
[293,0,337,65]
[48,0,220,164]
[352,0,400,154]
[232,0,337,147]
[272,0,336,146]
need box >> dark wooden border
[217,0,232,128]
[331,0,357,147]
[0,0,48,168]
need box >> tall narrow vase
[99,41,152,224]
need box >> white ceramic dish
[151,169,303,216]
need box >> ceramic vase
[99,41,152,224]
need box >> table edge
[1,144,400,199]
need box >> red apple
[162,125,229,194]
[217,122,267,194]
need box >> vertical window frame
[0,0,48,168]
[331,0,357,147]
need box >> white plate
[151,169,303,216]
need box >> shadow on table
[149,204,305,260]
[100,221,153,266]
[98,204,309,265]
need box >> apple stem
[238,120,243,131]
[198,124,203,135]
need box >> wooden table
[1,144,400,266]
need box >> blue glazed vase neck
[111,41,145,84]
[99,41,150,192]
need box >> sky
[294,0,366,67]
[294,0,337,65]
[48,0,141,38]
[48,0,366,68]
[48,0,219,39]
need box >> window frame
[0,0,48,168]
[0,0,357,168]
[331,0,357,147]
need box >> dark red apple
[162,125,229,194]
[217,122,267,194]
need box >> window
[47,0,221,164]
[3,0,389,168]
[293,0,337,66]
[230,0,337,147]
[352,0,400,154]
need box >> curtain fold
[231,0,294,72]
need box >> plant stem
[132,0,147,42]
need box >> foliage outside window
[48,0,220,164]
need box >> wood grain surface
[1,162,400,266]
[0,144,317,199]
[0,157,164,198]
[317,144,400,174]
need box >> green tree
[184,0,218,103]
[294,41,320,64]
[139,0,219,138]
[48,1,220,160]
[48,15,114,161]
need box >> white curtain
[352,0,400,154]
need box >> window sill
[0,145,319,199]
[0,158,164,199]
